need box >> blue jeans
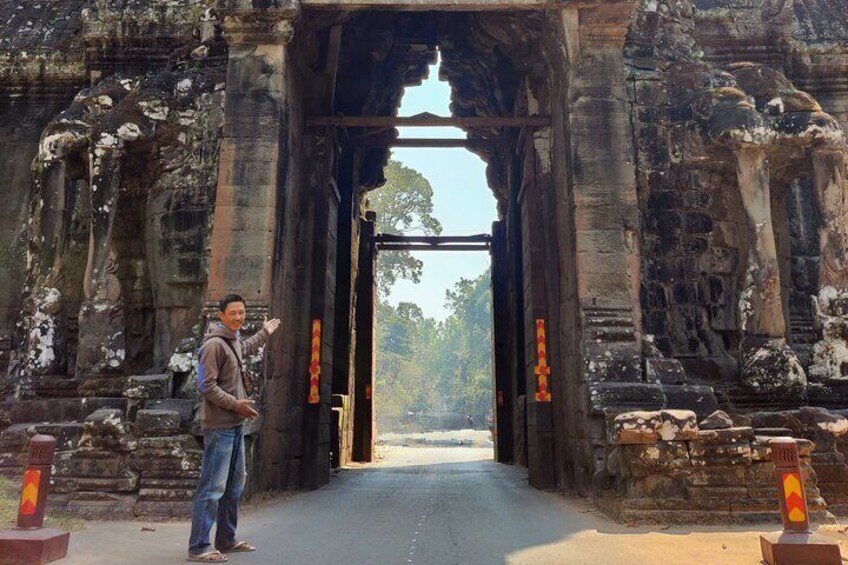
[188,426,246,555]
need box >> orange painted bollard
[0,434,71,564]
[759,437,841,565]
[17,435,55,529]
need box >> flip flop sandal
[187,550,229,562]
[218,541,257,553]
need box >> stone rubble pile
[601,407,848,523]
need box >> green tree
[374,270,493,432]
[368,160,442,295]
[436,270,492,419]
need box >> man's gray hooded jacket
[198,323,269,430]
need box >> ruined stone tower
[1,0,848,522]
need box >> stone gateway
[1,0,848,524]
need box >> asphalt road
[62,446,847,564]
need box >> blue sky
[382,55,498,321]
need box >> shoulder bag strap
[213,336,243,371]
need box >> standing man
[188,294,281,563]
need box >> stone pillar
[521,127,556,490]
[809,148,848,382]
[811,149,848,304]
[490,220,514,464]
[568,9,642,328]
[352,214,375,464]
[209,6,298,492]
[207,8,296,309]
[735,147,786,338]
[562,7,665,456]
[76,137,126,378]
[734,146,805,388]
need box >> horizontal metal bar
[376,244,490,252]
[308,115,550,128]
[373,234,492,244]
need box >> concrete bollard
[0,434,70,565]
[760,437,841,565]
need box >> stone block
[610,411,660,444]
[144,399,196,425]
[0,451,27,468]
[645,357,687,385]
[123,374,173,400]
[137,487,195,501]
[583,342,642,382]
[0,423,35,451]
[686,485,749,500]
[54,450,128,477]
[797,407,848,436]
[739,339,806,389]
[0,399,127,426]
[137,434,201,451]
[752,427,794,437]
[686,466,747,487]
[131,434,202,478]
[626,474,688,498]
[688,441,752,463]
[52,470,139,494]
[621,442,691,477]
[751,411,805,434]
[657,409,698,441]
[589,382,665,415]
[694,427,754,445]
[80,408,136,451]
[699,410,733,430]
[75,300,126,374]
[135,410,181,436]
[661,384,719,419]
[78,377,127,398]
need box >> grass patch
[0,476,86,532]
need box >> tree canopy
[375,270,492,431]
[367,160,442,295]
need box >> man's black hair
[218,294,245,312]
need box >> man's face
[219,301,246,332]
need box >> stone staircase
[789,312,819,369]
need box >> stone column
[735,147,786,338]
[561,4,665,493]
[809,148,848,382]
[734,146,805,388]
[811,148,848,304]
[208,5,298,491]
[18,161,73,381]
[207,8,296,309]
[76,136,126,379]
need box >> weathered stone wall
[0,1,88,380]
[602,407,848,523]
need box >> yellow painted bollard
[0,434,71,564]
[760,437,841,565]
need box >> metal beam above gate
[373,234,491,252]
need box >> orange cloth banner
[534,319,552,402]
[308,320,321,404]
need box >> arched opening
[362,53,499,460]
[288,10,566,489]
